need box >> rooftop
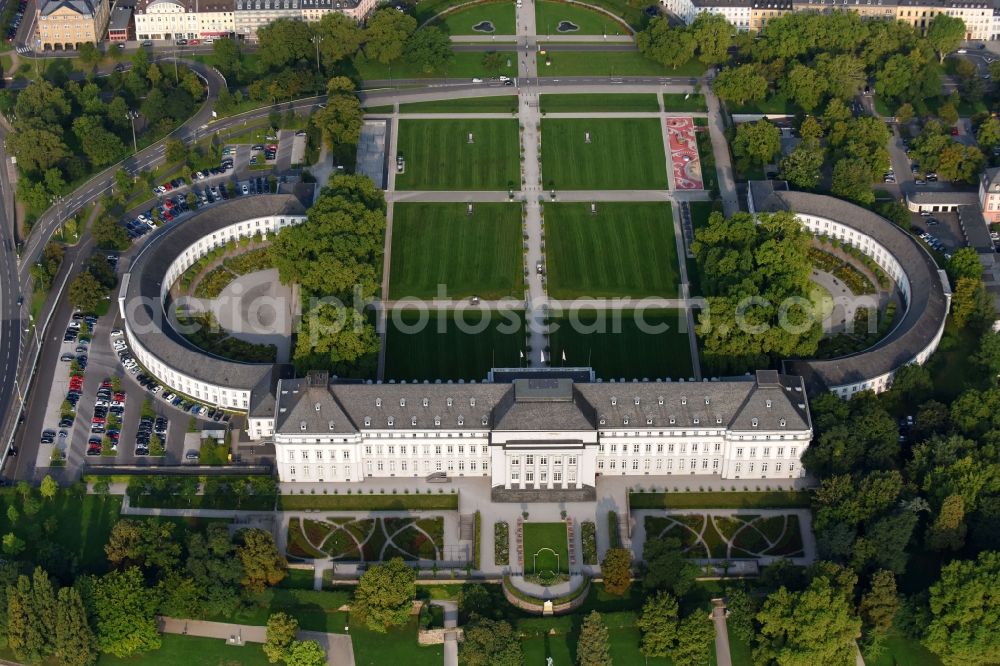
[40,0,100,16]
[749,182,950,394]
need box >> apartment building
[36,0,110,50]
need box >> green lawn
[548,309,694,380]
[351,51,517,82]
[96,634,271,666]
[522,522,570,575]
[279,567,317,590]
[389,202,523,300]
[863,632,943,666]
[663,93,708,112]
[545,202,679,298]
[279,493,459,511]
[730,93,800,115]
[205,588,352,632]
[352,619,443,666]
[414,0,469,22]
[519,612,672,665]
[434,0,516,34]
[535,0,631,36]
[629,491,812,510]
[385,309,525,381]
[395,119,520,190]
[540,93,659,113]
[398,95,518,113]
[0,491,122,575]
[538,51,704,77]
[541,118,666,189]
[729,634,754,666]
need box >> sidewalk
[158,616,355,666]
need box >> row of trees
[271,173,384,376]
[68,252,118,314]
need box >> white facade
[261,371,813,487]
[119,211,306,409]
[134,0,235,40]
[660,0,751,30]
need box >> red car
[113,393,126,402]
[163,183,173,191]
[189,39,201,45]
[100,380,112,389]
[951,126,960,136]
[91,417,105,424]
[163,212,174,221]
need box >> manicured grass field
[538,51,704,76]
[629,490,812,510]
[663,92,708,112]
[395,119,520,190]
[863,632,943,666]
[523,522,570,574]
[350,51,517,82]
[731,92,800,115]
[389,203,522,300]
[398,95,518,113]
[96,634,271,666]
[385,309,526,381]
[544,202,679,298]
[279,493,459,511]
[548,309,694,380]
[535,0,631,35]
[0,491,122,574]
[541,118,666,189]
[540,93,659,113]
[434,1,516,34]
[353,619,444,666]
[519,612,673,665]
[206,588,352,632]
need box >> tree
[285,640,326,666]
[293,304,380,375]
[782,64,826,113]
[951,276,994,329]
[878,201,911,229]
[642,537,699,597]
[755,576,862,666]
[637,19,696,70]
[831,158,874,205]
[79,42,102,66]
[977,116,1000,150]
[82,567,161,657]
[68,272,106,313]
[165,138,188,165]
[672,612,714,666]
[459,618,522,666]
[237,528,287,592]
[577,611,612,666]
[924,551,1000,665]
[733,120,781,166]
[860,569,899,634]
[316,12,364,64]
[691,13,732,65]
[937,143,985,184]
[55,586,97,666]
[926,494,967,551]
[257,18,314,68]
[39,475,58,500]
[600,547,632,596]
[938,102,959,126]
[712,64,768,105]
[105,518,182,573]
[6,125,70,173]
[92,215,130,251]
[73,116,126,167]
[313,94,363,148]
[264,612,298,663]
[364,9,417,64]
[780,140,824,189]
[482,51,505,72]
[637,591,679,658]
[3,533,25,556]
[353,558,416,632]
[926,14,966,63]
[725,585,757,643]
[895,102,915,125]
[7,574,44,662]
[403,26,452,73]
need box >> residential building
[233,0,375,41]
[980,167,1000,225]
[660,0,752,30]
[106,0,134,41]
[36,0,111,50]
[133,0,235,41]
[255,369,813,488]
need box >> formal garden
[643,513,805,559]
[286,516,444,562]
[522,522,570,584]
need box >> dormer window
[364,417,371,427]
[611,397,617,406]
[599,418,606,425]
[669,417,676,425]
[646,418,653,425]
[681,396,687,405]
[458,416,465,426]
[779,418,786,427]
[411,416,417,426]
[705,397,710,405]
[299,421,306,431]
[623,417,629,425]
[422,398,429,407]
[657,396,664,405]
[693,418,700,425]
[716,417,723,424]
[376,398,382,407]
[481,417,488,426]
[434,416,441,426]
[634,397,640,405]
[470,397,476,407]
[400,398,406,407]
[766,399,772,408]
[388,417,395,427]
[328,421,335,431]
[314,402,321,412]
[752,418,759,427]
[447,397,453,407]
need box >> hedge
[607,511,620,548]
[628,490,811,510]
[277,492,458,511]
[495,521,510,565]
[581,521,597,565]
[473,510,482,570]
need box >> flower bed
[581,521,597,565]
[495,521,509,565]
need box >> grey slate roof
[268,369,811,434]
[749,182,950,394]
[40,0,100,16]
[123,195,308,392]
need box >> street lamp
[311,35,324,94]
[126,109,139,153]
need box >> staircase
[458,514,475,541]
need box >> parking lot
[910,210,963,258]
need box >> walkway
[430,601,459,666]
[388,189,713,203]
[701,75,740,217]
[158,617,355,666]
[711,600,733,666]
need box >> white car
[111,401,125,408]
[498,75,510,82]
[472,77,483,83]
[123,360,137,369]
[151,385,162,394]
[110,329,123,337]
[162,392,176,401]
[95,400,109,407]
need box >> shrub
[581,521,597,565]
[473,511,482,570]
[608,511,620,549]
[494,522,509,566]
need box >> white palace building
[248,368,813,492]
